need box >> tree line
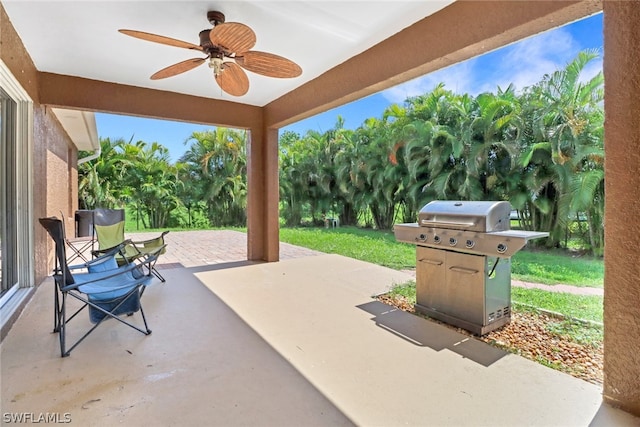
[79,51,604,255]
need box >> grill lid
[418,200,511,232]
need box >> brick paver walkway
[127,229,323,268]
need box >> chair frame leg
[53,284,60,333]
[65,241,91,264]
[151,267,166,283]
[55,287,151,357]
[60,293,67,357]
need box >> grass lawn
[279,227,415,270]
[512,287,603,323]
[279,226,604,323]
[279,226,604,287]
[511,249,603,287]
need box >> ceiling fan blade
[150,58,206,80]
[209,23,256,54]
[215,62,249,97]
[119,29,203,51]
[236,51,302,78]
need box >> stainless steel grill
[394,200,548,335]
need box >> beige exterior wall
[38,106,79,276]
[27,103,78,287]
[602,0,640,415]
[1,5,78,286]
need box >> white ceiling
[3,1,454,107]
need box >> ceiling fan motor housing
[199,30,224,57]
[199,30,214,50]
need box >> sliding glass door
[0,89,18,299]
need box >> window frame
[0,60,34,310]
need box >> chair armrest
[130,243,167,258]
[129,231,169,257]
[91,239,140,260]
[129,231,170,246]
[92,239,131,255]
[61,253,159,292]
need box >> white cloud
[496,27,578,91]
[381,60,477,103]
[381,24,596,102]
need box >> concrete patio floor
[2,230,638,426]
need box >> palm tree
[328,126,361,225]
[517,50,604,250]
[278,130,306,226]
[180,128,248,226]
[464,87,520,201]
[350,117,402,230]
[273,51,604,254]
[78,137,131,209]
[404,86,470,200]
[124,141,180,229]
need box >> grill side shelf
[486,230,550,240]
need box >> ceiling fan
[119,11,302,97]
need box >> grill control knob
[466,239,475,249]
[433,235,441,244]
[449,237,457,246]
[497,243,507,254]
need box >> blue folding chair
[40,217,159,357]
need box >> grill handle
[418,259,443,266]
[449,266,479,275]
[420,219,476,227]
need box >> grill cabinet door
[416,246,446,310]
[444,252,485,324]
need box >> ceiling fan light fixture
[208,57,224,76]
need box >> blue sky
[95,13,603,162]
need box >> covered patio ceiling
[2,1,601,130]
[2,1,454,107]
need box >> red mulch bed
[377,294,603,385]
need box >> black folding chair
[39,217,158,357]
[59,211,93,265]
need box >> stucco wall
[602,1,640,416]
[32,106,78,285]
[1,4,78,286]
